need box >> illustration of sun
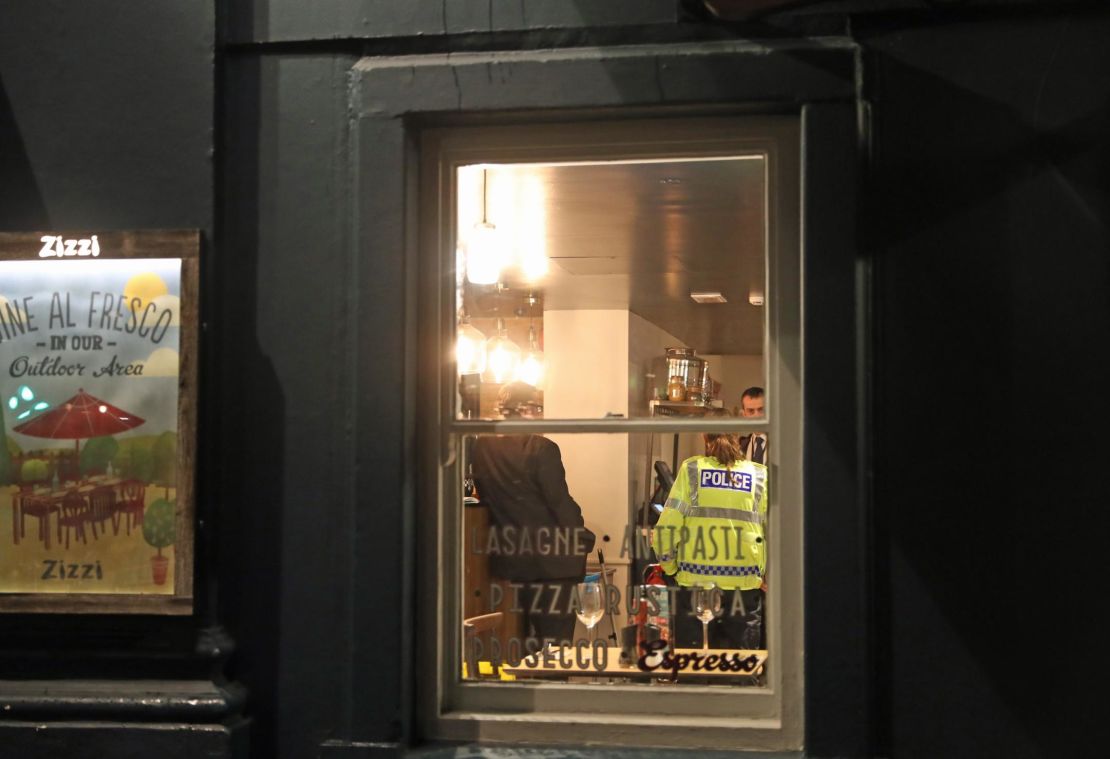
[0,295,26,325]
[123,272,169,309]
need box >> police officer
[651,428,768,650]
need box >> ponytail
[704,433,743,466]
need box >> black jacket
[471,435,595,581]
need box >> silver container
[650,347,708,403]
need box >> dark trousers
[673,587,764,650]
[518,577,579,645]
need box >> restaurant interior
[453,154,769,680]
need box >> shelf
[648,399,724,417]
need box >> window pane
[454,158,767,422]
[459,431,770,687]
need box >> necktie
[754,435,765,464]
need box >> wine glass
[692,584,723,651]
[575,581,604,644]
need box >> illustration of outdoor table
[11,476,129,548]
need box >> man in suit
[739,386,768,464]
[470,382,595,645]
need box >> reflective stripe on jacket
[650,455,769,590]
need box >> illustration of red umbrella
[13,388,145,458]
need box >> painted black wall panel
[802,102,871,759]
[0,0,213,231]
[219,53,360,759]
[223,0,680,45]
[864,10,1110,758]
[351,115,412,746]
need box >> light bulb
[466,222,502,285]
[514,324,544,387]
[456,321,487,375]
[484,333,521,384]
[516,350,545,388]
[519,247,548,281]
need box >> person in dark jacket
[471,381,595,644]
[738,386,768,464]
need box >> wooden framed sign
[0,230,197,614]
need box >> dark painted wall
[217,7,1110,755]
[220,52,362,759]
[4,1,1110,758]
[862,9,1110,757]
[221,0,682,44]
[0,0,213,232]
[0,0,232,754]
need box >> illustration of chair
[19,495,54,549]
[88,486,117,538]
[58,492,91,549]
[116,480,146,535]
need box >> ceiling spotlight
[690,291,727,304]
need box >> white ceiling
[461,156,767,356]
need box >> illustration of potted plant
[142,498,176,585]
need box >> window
[417,117,802,750]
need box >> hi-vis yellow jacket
[651,455,769,591]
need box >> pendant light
[515,324,545,388]
[456,314,487,375]
[483,317,521,384]
[466,168,503,285]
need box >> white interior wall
[627,312,686,419]
[625,310,685,563]
[544,309,629,626]
[701,353,765,414]
[544,309,636,633]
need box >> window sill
[433,710,798,752]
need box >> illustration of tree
[152,431,177,498]
[113,440,131,475]
[133,443,155,483]
[143,498,176,585]
[0,411,11,486]
[116,438,155,483]
[21,459,49,485]
[80,435,119,475]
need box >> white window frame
[416,115,803,751]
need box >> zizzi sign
[0,229,200,616]
[38,234,101,258]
